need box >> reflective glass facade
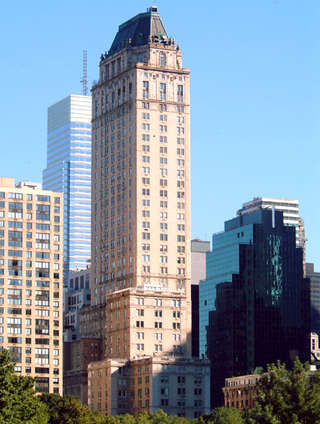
[43,95,91,277]
[200,209,310,406]
[199,226,253,357]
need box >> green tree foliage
[40,393,107,424]
[201,407,244,424]
[0,349,48,424]
[247,359,320,424]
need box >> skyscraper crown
[107,6,172,57]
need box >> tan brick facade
[0,177,63,394]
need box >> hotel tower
[86,7,210,417]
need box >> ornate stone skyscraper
[87,8,210,416]
[91,6,191,359]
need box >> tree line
[1,348,320,424]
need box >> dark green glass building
[203,209,310,406]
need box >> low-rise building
[64,267,91,342]
[88,356,210,418]
[223,374,261,410]
[63,338,103,403]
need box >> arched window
[160,52,166,66]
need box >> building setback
[86,7,210,417]
[0,177,63,394]
[43,94,91,277]
[200,208,310,406]
[237,197,305,249]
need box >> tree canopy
[248,359,320,424]
[201,407,244,424]
[0,349,48,424]
[40,393,106,424]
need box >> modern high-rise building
[43,94,91,278]
[0,177,63,394]
[191,239,210,358]
[200,208,310,406]
[237,197,305,249]
[87,7,210,417]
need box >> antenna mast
[81,50,88,96]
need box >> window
[35,348,49,365]
[160,136,167,143]
[142,134,150,141]
[143,81,149,99]
[160,104,167,112]
[155,333,162,340]
[160,114,167,122]
[160,83,166,100]
[177,85,184,102]
[154,322,162,329]
[160,125,167,133]
[142,123,150,131]
[36,204,50,221]
[159,52,166,66]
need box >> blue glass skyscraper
[43,95,91,278]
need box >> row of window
[141,102,184,114]
[142,233,186,242]
[0,193,59,203]
[142,81,184,102]
[135,321,181,330]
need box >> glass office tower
[43,95,91,278]
[200,209,310,406]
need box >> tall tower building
[43,95,91,278]
[200,208,310,406]
[92,6,190,358]
[0,177,63,395]
[88,7,210,417]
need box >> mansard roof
[108,6,169,57]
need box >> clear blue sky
[1,1,319,268]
